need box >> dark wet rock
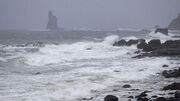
[128,96,134,98]
[113,39,145,47]
[25,42,45,47]
[168,13,180,30]
[137,41,148,49]
[47,11,58,30]
[113,89,118,91]
[138,39,146,43]
[82,97,93,100]
[162,68,180,78]
[104,95,118,101]
[162,40,180,49]
[137,39,161,52]
[131,89,139,91]
[134,39,180,58]
[134,50,141,54]
[168,92,175,95]
[35,72,41,75]
[155,28,168,35]
[113,70,120,72]
[137,97,149,101]
[162,64,169,67]
[163,83,180,90]
[151,95,158,98]
[148,39,161,49]
[136,91,148,99]
[122,84,131,88]
[113,39,127,46]
[86,47,92,50]
[155,97,166,101]
[15,44,25,47]
[127,39,139,46]
[135,92,180,101]
[175,91,180,98]
[153,48,180,56]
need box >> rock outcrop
[47,11,58,30]
[155,28,168,35]
[168,13,180,30]
[113,39,145,47]
[136,39,180,56]
[162,67,180,78]
[163,83,180,90]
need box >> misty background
[0,0,180,30]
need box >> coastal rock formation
[113,39,144,46]
[155,28,168,35]
[137,39,180,55]
[46,11,58,30]
[163,83,180,90]
[168,13,180,30]
[162,67,180,78]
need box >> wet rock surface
[131,39,180,58]
[162,67,180,78]
[122,84,131,88]
[113,39,144,46]
[163,83,180,90]
[104,95,118,101]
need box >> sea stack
[46,11,58,30]
[168,13,180,30]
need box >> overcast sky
[0,0,180,30]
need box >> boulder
[162,68,180,78]
[122,84,131,88]
[175,91,180,98]
[163,83,180,90]
[155,97,166,101]
[136,91,148,99]
[113,39,127,46]
[104,95,118,101]
[162,64,169,67]
[127,39,139,46]
[113,39,145,47]
[137,41,148,49]
[148,39,161,49]
[137,97,149,101]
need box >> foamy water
[0,31,179,101]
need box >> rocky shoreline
[102,38,180,101]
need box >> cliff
[168,13,180,30]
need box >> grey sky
[0,0,180,30]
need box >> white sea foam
[0,34,175,101]
[122,36,138,41]
[25,35,134,66]
[147,31,176,42]
[0,57,7,62]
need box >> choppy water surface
[0,30,180,101]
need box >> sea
[0,29,180,101]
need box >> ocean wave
[24,35,136,66]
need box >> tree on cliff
[46,11,58,30]
[168,13,180,30]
